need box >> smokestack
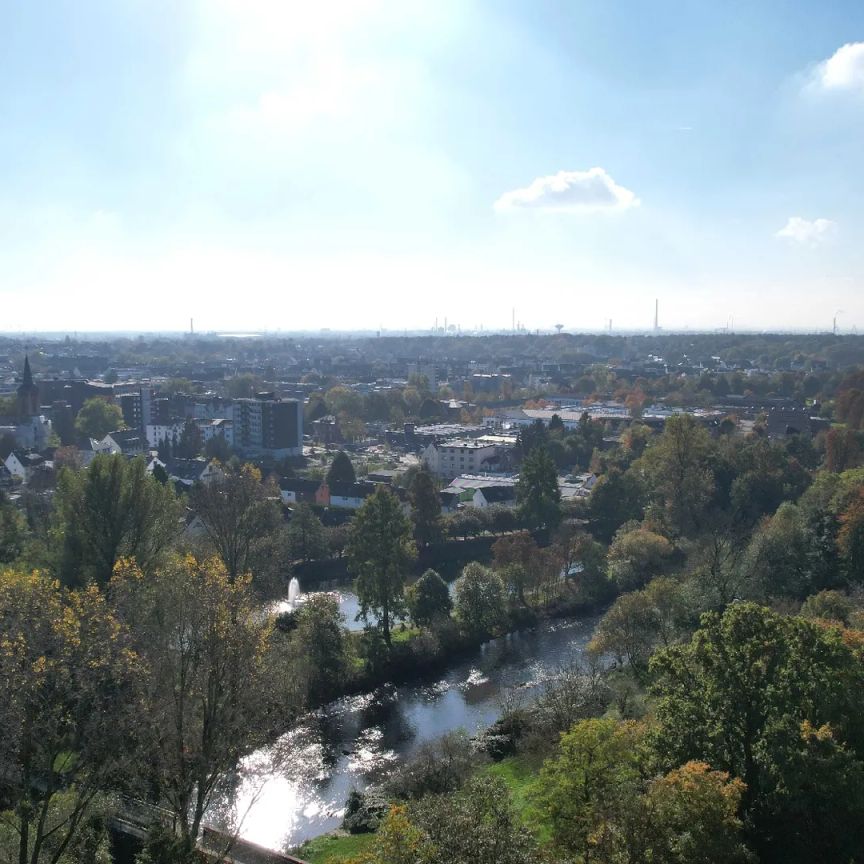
[190,317,194,335]
[654,299,658,331]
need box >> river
[205,585,599,853]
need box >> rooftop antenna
[512,307,516,333]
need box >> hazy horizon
[2,1,864,332]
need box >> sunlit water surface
[206,586,598,852]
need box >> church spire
[22,354,33,388]
[17,354,39,418]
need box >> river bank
[203,607,600,853]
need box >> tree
[73,398,125,440]
[175,419,204,459]
[408,775,537,864]
[650,603,864,862]
[838,487,864,581]
[607,524,674,591]
[111,556,275,855]
[553,524,611,604]
[347,487,416,646]
[0,569,141,864]
[55,455,180,587]
[406,569,452,626]
[286,503,328,563]
[516,445,561,530]
[409,466,443,547]
[800,589,854,624]
[292,593,350,704]
[348,805,435,864]
[644,762,750,864]
[738,503,814,600]
[639,414,715,536]
[589,590,660,674]
[326,450,356,486]
[453,562,507,637]
[204,434,232,462]
[589,468,645,542]
[538,718,645,861]
[0,495,26,564]
[189,463,282,583]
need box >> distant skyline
[2,1,864,332]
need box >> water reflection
[211,588,598,852]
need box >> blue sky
[1,0,863,333]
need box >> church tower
[17,355,40,418]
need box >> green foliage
[453,562,507,637]
[650,602,864,863]
[538,718,646,860]
[326,450,357,486]
[175,418,203,459]
[55,454,180,586]
[638,414,715,536]
[347,487,417,645]
[607,524,674,591]
[292,593,350,704]
[406,775,538,864]
[287,503,329,562]
[406,569,451,626]
[516,446,561,530]
[589,468,646,542]
[0,495,26,564]
[409,466,443,547]
[800,589,855,623]
[74,397,125,440]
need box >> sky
[1,0,864,334]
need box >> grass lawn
[484,752,552,844]
[293,831,376,863]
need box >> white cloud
[812,42,864,91]
[494,167,639,212]
[775,216,836,245]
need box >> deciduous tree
[347,487,416,646]
[73,398,124,440]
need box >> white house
[422,438,503,479]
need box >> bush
[342,787,391,834]
[384,731,478,800]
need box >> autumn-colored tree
[190,463,282,583]
[0,569,141,864]
[838,488,864,581]
[638,414,715,536]
[111,556,275,855]
[538,718,646,861]
[825,427,861,473]
[644,761,750,864]
[607,524,674,591]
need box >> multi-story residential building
[232,393,302,458]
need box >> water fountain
[287,577,301,605]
